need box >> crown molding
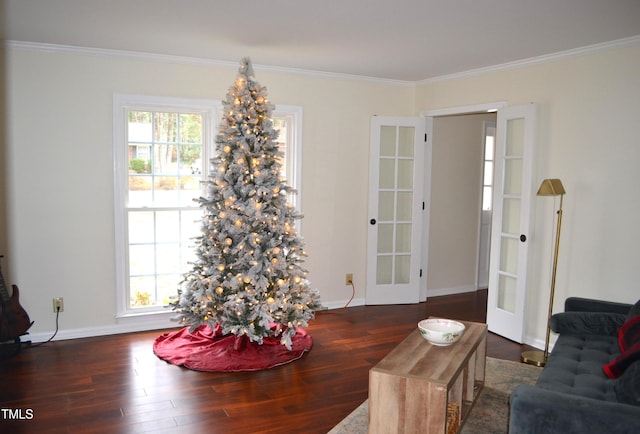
[418,35,640,85]
[7,35,639,86]
[5,40,415,87]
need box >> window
[481,121,496,211]
[272,106,303,212]
[114,95,302,317]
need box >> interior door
[486,104,537,342]
[366,116,425,305]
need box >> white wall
[6,46,414,339]
[416,40,640,347]
[6,39,640,349]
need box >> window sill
[115,309,178,327]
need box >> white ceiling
[4,0,640,81]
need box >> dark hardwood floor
[1,290,535,433]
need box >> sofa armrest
[509,384,640,434]
[565,297,632,314]
[550,311,626,336]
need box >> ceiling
[4,0,640,82]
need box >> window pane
[397,159,413,189]
[129,244,155,275]
[396,191,412,221]
[129,211,155,243]
[377,224,394,254]
[154,144,178,175]
[380,126,396,157]
[395,223,412,253]
[129,145,151,172]
[498,274,517,312]
[395,255,411,284]
[180,113,202,144]
[482,187,492,211]
[181,144,203,174]
[397,127,414,157]
[128,177,152,207]
[130,276,155,308]
[376,255,393,284]
[181,210,203,240]
[501,198,521,235]
[506,118,524,157]
[156,211,180,243]
[499,237,519,275]
[154,112,178,143]
[156,244,181,274]
[157,274,181,306]
[504,159,523,196]
[484,161,493,185]
[379,158,395,189]
[378,191,395,221]
[128,112,152,142]
[153,177,179,205]
[179,176,202,206]
[485,135,495,160]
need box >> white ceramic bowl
[418,318,466,346]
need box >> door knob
[520,234,526,242]
[370,219,377,225]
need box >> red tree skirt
[153,324,313,372]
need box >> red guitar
[0,255,33,342]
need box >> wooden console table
[369,319,487,434]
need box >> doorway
[426,112,497,296]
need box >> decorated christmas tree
[170,58,321,351]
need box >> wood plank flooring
[1,290,536,433]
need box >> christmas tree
[170,58,321,350]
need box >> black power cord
[29,307,60,347]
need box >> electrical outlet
[345,273,353,285]
[53,297,64,313]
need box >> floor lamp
[521,179,566,367]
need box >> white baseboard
[23,301,371,343]
[427,285,477,298]
[321,298,366,310]
[24,312,180,343]
[521,334,557,352]
[24,291,496,343]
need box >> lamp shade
[537,179,566,196]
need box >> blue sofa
[509,297,640,433]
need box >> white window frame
[273,105,304,217]
[113,95,303,320]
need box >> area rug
[153,324,312,372]
[328,357,541,434]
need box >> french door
[486,104,537,342]
[366,116,426,304]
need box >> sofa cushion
[603,316,640,378]
[615,361,640,406]
[538,334,620,402]
[550,311,626,336]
